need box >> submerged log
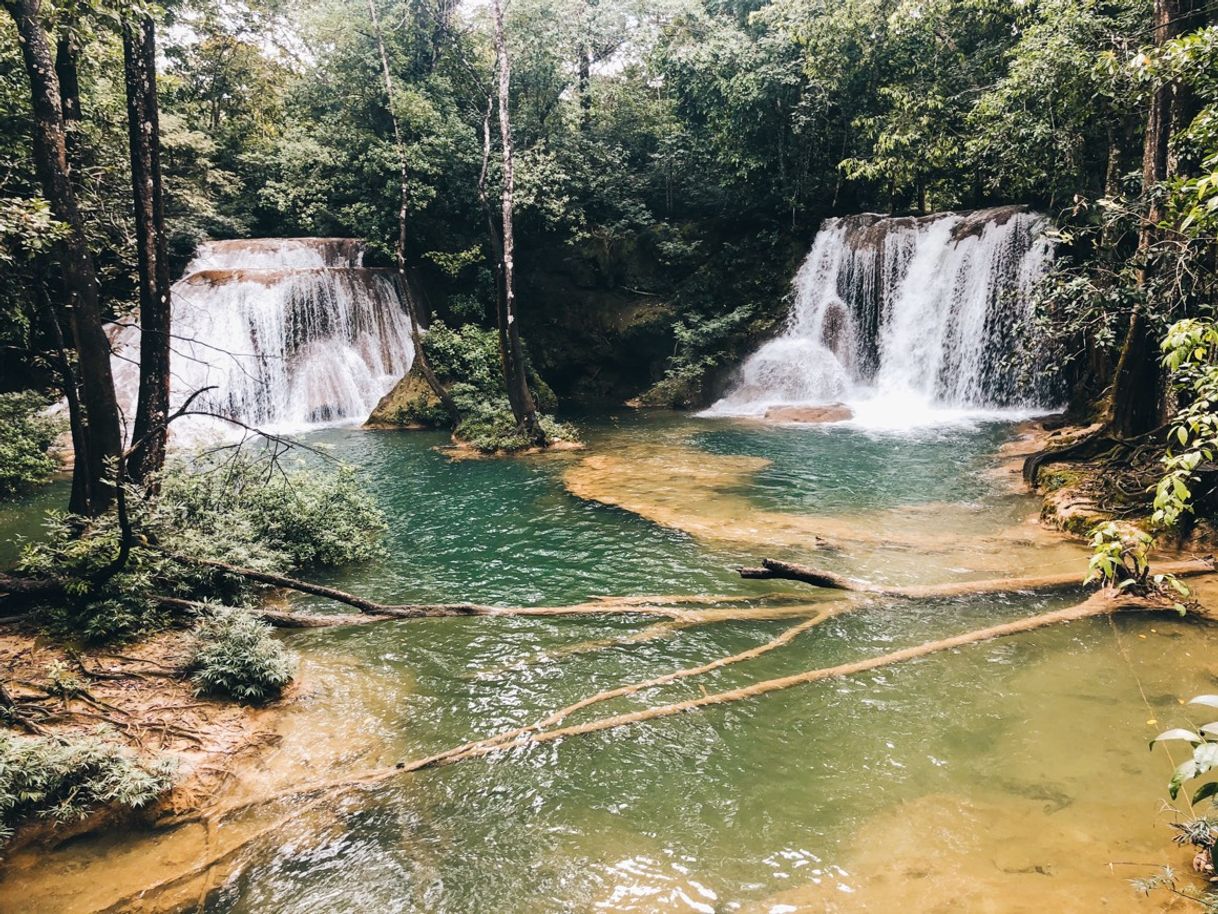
[739,556,1215,597]
[114,588,1181,914]
[174,587,1170,841]
[154,550,736,621]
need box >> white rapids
[704,206,1055,430]
[110,238,415,442]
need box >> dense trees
[0,0,1214,446]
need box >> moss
[1038,465,1084,493]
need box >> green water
[4,413,1209,913]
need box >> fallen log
[739,556,1216,598]
[177,587,1163,839]
[155,596,394,629]
[127,589,1177,912]
[154,550,713,621]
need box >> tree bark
[489,0,547,446]
[54,28,81,164]
[1108,0,1192,438]
[123,15,172,490]
[578,43,591,132]
[739,556,1215,597]
[367,0,458,423]
[4,0,122,517]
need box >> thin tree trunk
[578,43,591,132]
[123,15,172,490]
[36,279,91,511]
[489,0,546,446]
[54,29,80,165]
[366,0,458,423]
[4,0,122,517]
[1108,0,1189,438]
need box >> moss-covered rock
[365,321,559,429]
[366,363,442,428]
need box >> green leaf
[1171,758,1199,799]
[1151,728,1203,749]
[1193,781,1218,806]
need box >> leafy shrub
[158,458,386,568]
[189,607,295,702]
[641,305,757,408]
[451,392,580,453]
[0,730,174,843]
[0,391,62,498]
[18,453,386,642]
[401,321,561,429]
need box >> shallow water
[1,412,1206,913]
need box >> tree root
[739,557,1215,597]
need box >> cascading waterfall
[705,206,1055,427]
[110,238,415,440]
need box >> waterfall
[110,238,415,441]
[705,206,1055,427]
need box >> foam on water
[704,207,1056,431]
[110,238,414,442]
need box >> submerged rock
[764,404,853,424]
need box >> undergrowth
[0,391,63,499]
[189,607,295,702]
[0,730,174,844]
[17,452,386,642]
[394,321,578,451]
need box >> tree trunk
[489,0,546,446]
[5,0,122,516]
[578,43,591,132]
[54,29,80,164]
[1108,0,1191,438]
[367,0,458,423]
[123,15,172,490]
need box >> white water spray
[110,238,415,441]
[705,206,1055,428]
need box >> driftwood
[154,550,721,621]
[108,588,1178,914]
[739,556,1215,598]
[154,595,394,629]
[171,587,1161,836]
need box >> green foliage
[189,607,296,702]
[395,320,575,449]
[452,397,580,453]
[1149,696,1218,803]
[17,454,386,642]
[1156,319,1218,529]
[1084,521,1190,605]
[0,391,62,498]
[1085,521,1152,588]
[645,304,756,408]
[0,730,174,843]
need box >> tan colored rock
[764,404,853,423]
